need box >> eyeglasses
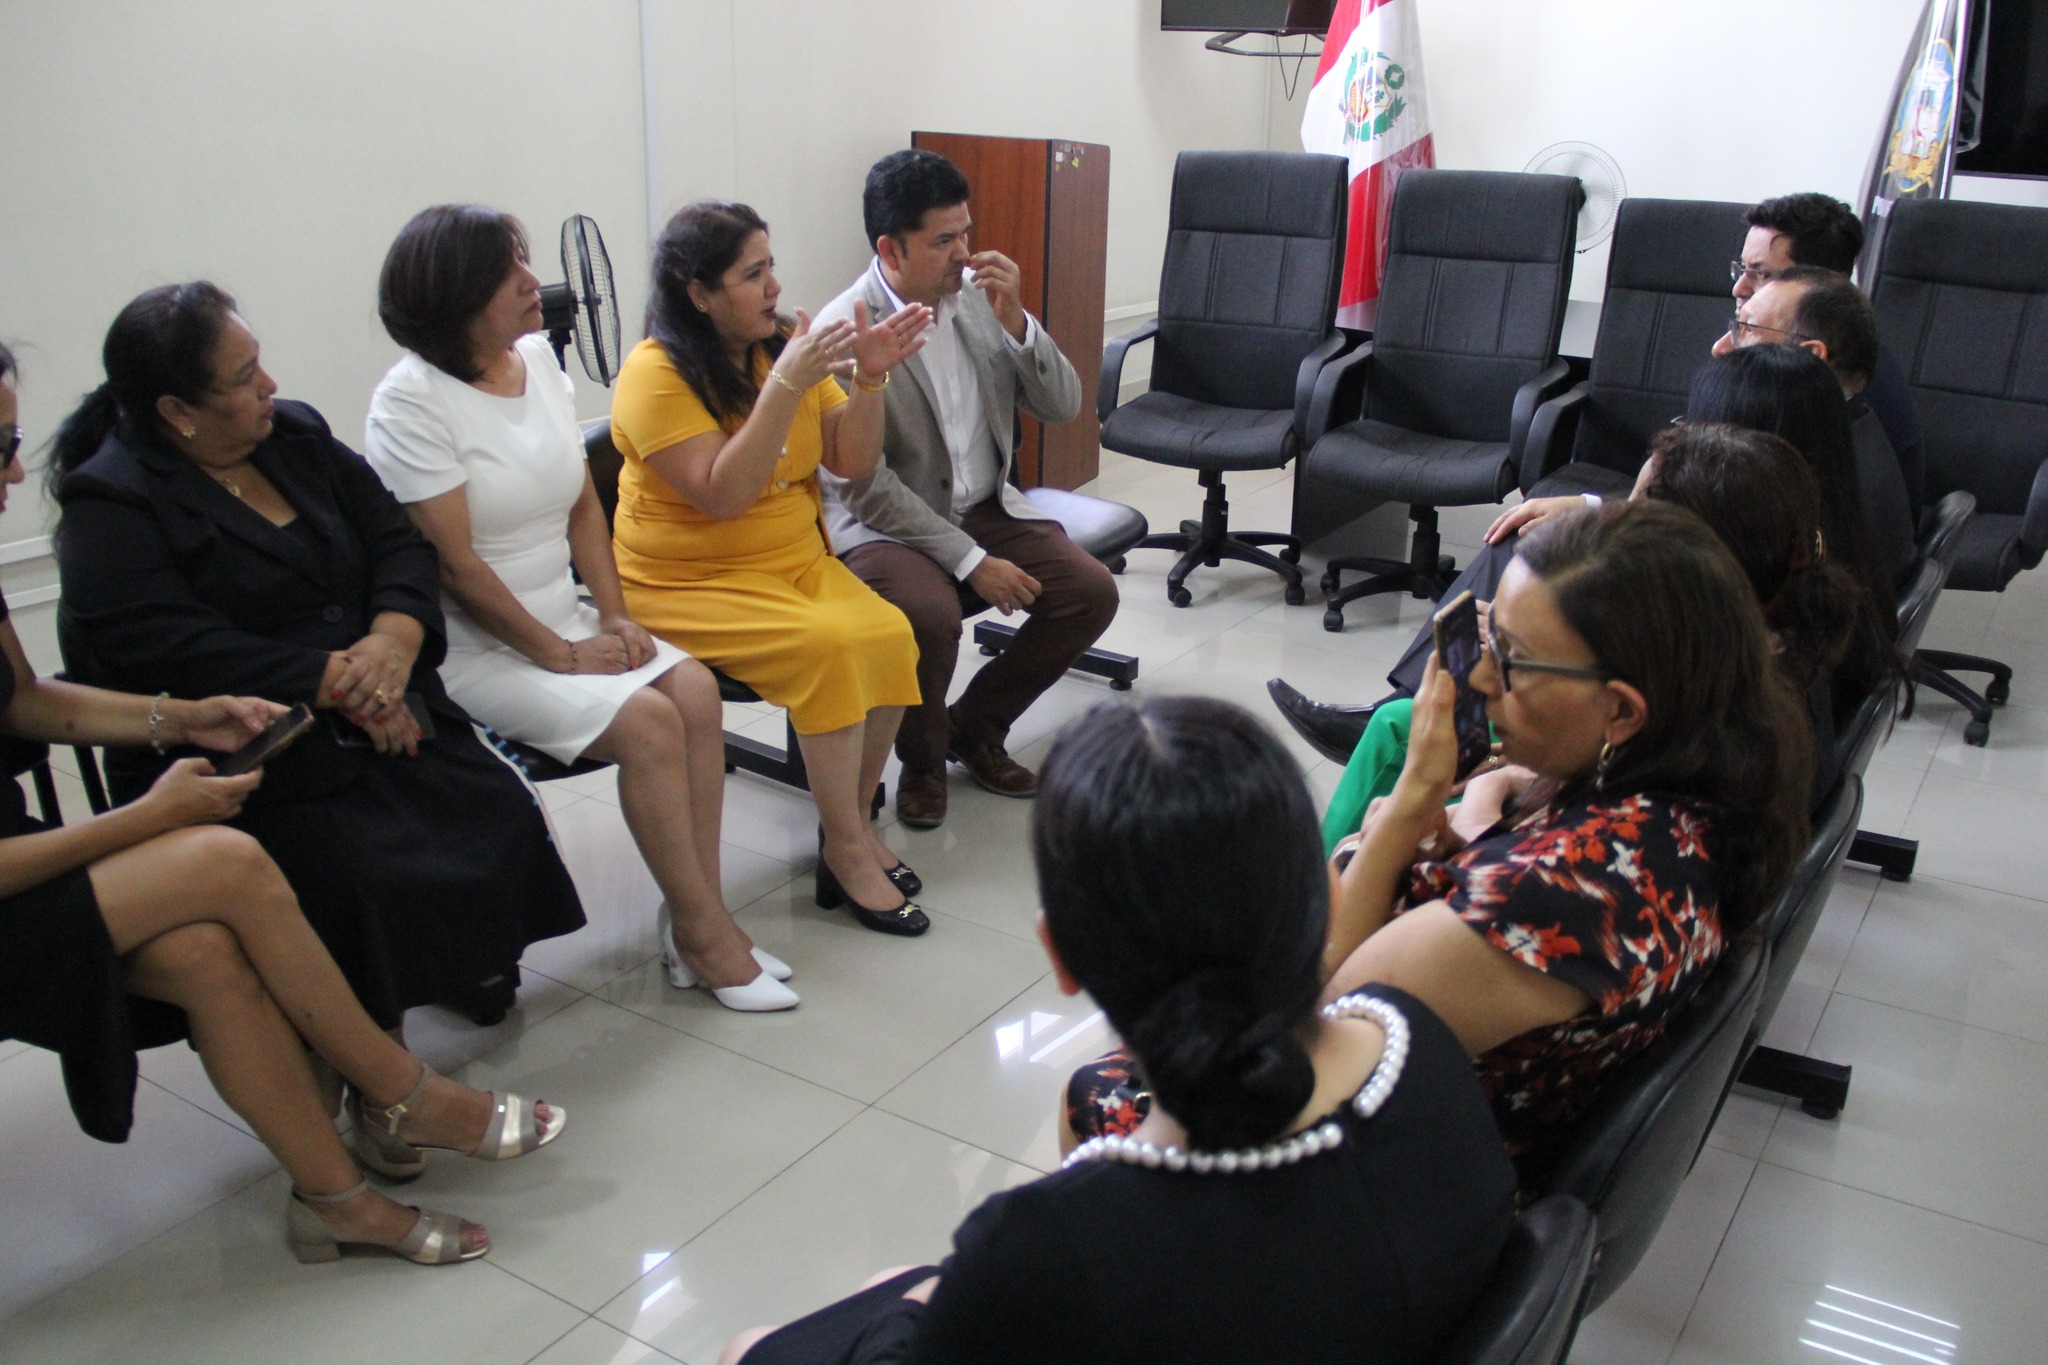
[2,427,19,466]
[1729,260,1785,287]
[1483,624,1617,693]
[1726,311,1812,345]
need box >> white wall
[1267,0,1930,300]
[0,0,1278,572]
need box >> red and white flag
[1300,0,1435,331]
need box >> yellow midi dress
[609,339,920,735]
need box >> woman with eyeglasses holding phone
[1070,501,1812,1191]
[0,342,560,1265]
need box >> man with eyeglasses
[1728,193,1924,505]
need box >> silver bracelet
[148,692,170,753]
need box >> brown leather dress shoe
[895,767,948,828]
[945,731,1039,798]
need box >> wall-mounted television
[1160,0,1335,36]
[1957,0,2048,177]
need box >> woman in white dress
[366,204,797,1012]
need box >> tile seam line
[1751,1156,2048,1251]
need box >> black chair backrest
[1541,934,1765,1310]
[1431,1196,1596,1365]
[1753,775,1863,1040]
[1872,199,2048,515]
[1362,170,1582,442]
[1569,198,1750,477]
[1149,150,1349,412]
[583,419,624,532]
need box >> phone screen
[1431,592,1494,781]
[213,703,316,777]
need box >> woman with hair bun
[721,696,1514,1365]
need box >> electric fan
[539,215,621,385]
[1522,142,1627,252]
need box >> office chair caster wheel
[1320,570,1342,595]
[1323,607,1346,633]
[1105,555,1126,575]
[981,644,998,657]
[1110,677,1133,692]
[1437,556,1456,577]
[1279,545,1301,565]
[1964,718,1990,747]
[1168,585,1192,608]
[1284,581,1306,606]
[1800,1099,1841,1121]
[1988,676,2011,705]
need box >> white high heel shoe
[657,903,799,1012]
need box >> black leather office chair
[1099,150,1351,607]
[2,736,64,825]
[1517,199,1752,495]
[1431,1196,1596,1365]
[1870,198,2048,748]
[1301,170,1583,630]
[1846,489,1973,883]
[1540,935,1765,1310]
[1734,774,1863,1120]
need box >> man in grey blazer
[818,150,1118,828]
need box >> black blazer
[56,400,454,804]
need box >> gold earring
[1594,739,1616,793]
[181,427,196,439]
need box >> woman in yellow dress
[612,201,933,935]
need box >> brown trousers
[839,501,1119,772]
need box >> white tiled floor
[2,450,2043,1363]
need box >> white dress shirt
[872,260,1038,579]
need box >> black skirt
[741,1267,936,1365]
[0,814,190,1144]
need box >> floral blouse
[1406,791,1724,1182]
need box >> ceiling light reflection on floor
[1801,1284,1958,1364]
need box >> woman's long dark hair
[1517,502,1813,932]
[1685,346,1902,709]
[48,282,238,497]
[645,200,787,430]
[1033,697,1329,1151]
[1642,423,1879,696]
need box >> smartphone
[213,703,316,777]
[1431,591,1495,782]
[328,692,437,749]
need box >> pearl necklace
[1062,992,1410,1175]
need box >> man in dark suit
[818,150,1117,828]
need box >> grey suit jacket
[816,264,1082,574]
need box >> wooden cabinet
[911,131,1109,489]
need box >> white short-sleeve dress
[366,333,688,763]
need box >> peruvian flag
[1300,0,1435,331]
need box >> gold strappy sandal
[287,1179,487,1265]
[349,1064,565,1181]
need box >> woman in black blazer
[3,339,559,1266]
[50,284,586,1153]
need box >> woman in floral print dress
[1071,500,1815,1188]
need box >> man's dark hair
[862,150,971,249]
[1776,265,1879,392]
[378,204,530,382]
[1745,193,1864,273]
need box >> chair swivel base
[1134,468,1304,608]
[1913,650,2012,748]
[974,622,1140,691]
[1319,554,1457,632]
[1739,1045,1852,1120]
[1849,830,1917,882]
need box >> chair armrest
[1302,338,1377,448]
[2021,459,2048,570]
[1293,328,1367,446]
[1509,360,1576,466]
[1516,382,1590,492]
[1097,318,1160,424]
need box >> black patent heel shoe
[816,825,922,899]
[815,851,930,937]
